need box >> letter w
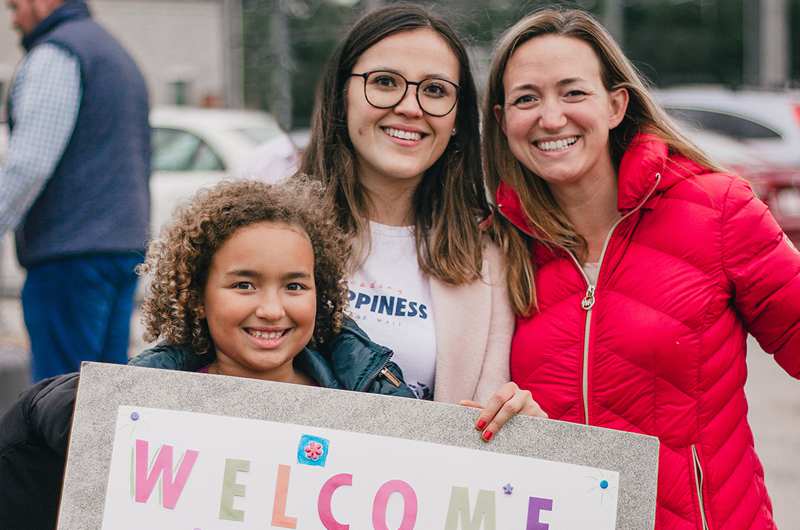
[444,487,496,530]
[134,439,199,509]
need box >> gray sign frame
[58,362,658,529]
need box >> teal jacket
[129,317,416,398]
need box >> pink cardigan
[430,241,514,404]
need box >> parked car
[675,120,800,245]
[150,106,296,233]
[0,127,7,157]
[0,106,297,295]
[655,86,800,169]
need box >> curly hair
[138,179,350,356]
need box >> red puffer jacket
[499,134,800,530]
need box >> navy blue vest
[8,1,150,267]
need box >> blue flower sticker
[297,434,329,467]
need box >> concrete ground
[0,298,797,528]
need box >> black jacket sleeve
[0,373,79,530]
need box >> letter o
[372,480,418,530]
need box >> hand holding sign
[460,381,548,442]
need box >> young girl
[130,178,414,395]
[0,179,413,530]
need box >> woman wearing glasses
[299,4,545,436]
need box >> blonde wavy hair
[482,8,721,316]
[138,179,350,356]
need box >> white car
[655,86,800,168]
[0,106,297,295]
[149,106,297,235]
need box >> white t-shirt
[582,262,600,285]
[347,222,436,399]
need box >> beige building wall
[0,0,228,109]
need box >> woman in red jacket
[483,8,799,530]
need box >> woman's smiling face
[346,28,460,192]
[496,35,628,191]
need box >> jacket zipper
[567,173,662,425]
[496,173,662,425]
[565,228,612,425]
[379,366,402,387]
[357,352,401,392]
[691,445,710,530]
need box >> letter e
[526,497,553,530]
[395,298,407,316]
[219,458,250,522]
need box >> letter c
[318,473,352,530]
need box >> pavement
[0,297,797,527]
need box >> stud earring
[451,128,457,136]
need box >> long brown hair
[483,8,720,315]
[299,4,488,285]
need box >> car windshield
[152,128,225,171]
[235,126,284,145]
[666,107,783,141]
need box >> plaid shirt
[0,43,81,236]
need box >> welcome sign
[58,363,659,529]
[103,407,619,529]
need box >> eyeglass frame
[348,70,460,118]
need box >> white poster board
[57,363,659,529]
[103,406,619,529]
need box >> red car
[679,125,800,245]
[747,168,800,246]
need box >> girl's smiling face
[202,222,317,383]
[496,35,628,191]
[346,28,460,193]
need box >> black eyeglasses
[349,70,459,117]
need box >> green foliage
[625,1,744,87]
[792,0,800,81]
[289,2,359,127]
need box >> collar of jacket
[22,0,90,51]
[495,132,710,236]
[128,317,395,392]
[303,316,394,392]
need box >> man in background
[1,0,150,380]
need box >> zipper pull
[380,367,402,388]
[581,285,596,311]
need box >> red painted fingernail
[476,419,487,430]
[482,430,494,441]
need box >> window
[152,128,224,171]
[235,125,283,145]
[665,107,782,141]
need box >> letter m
[444,487,496,530]
[134,439,199,509]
